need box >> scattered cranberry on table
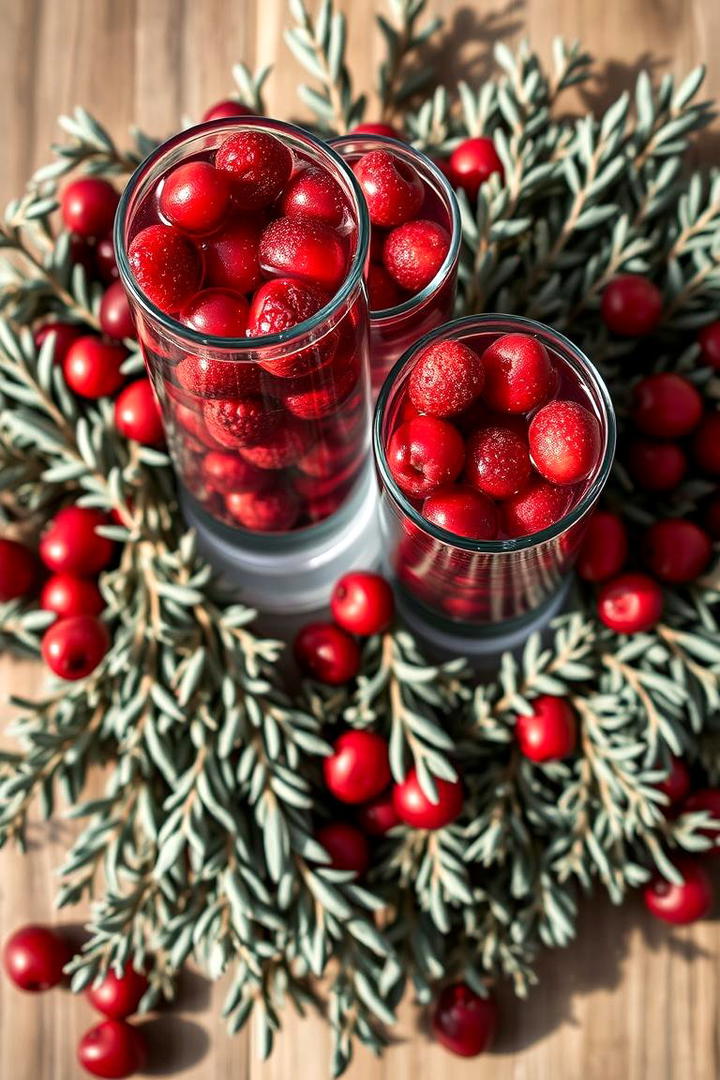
[316,822,369,877]
[323,730,391,804]
[202,98,256,122]
[39,506,114,576]
[41,614,110,680]
[392,769,464,830]
[40,573,104,619]
[627,439,687,493]
[331,571,395,636]
[34,320,84,365]
[61,177,119,240]
[576,511,628,583]
[63,336,127,399]
[77,1019,148,1079]
[294,622,361,685]
[655,757,691,808]
[643,519,712,584]
[448,136,504,200]
[698,320,720,370]
[431,982,498,1057]
[643,857,713,925]
[596,572,664,634]
[95,232,119,283]
[86,964,149,1021]
[0,538,38,602]
[356,790,400,835]
[114,379,165,446]
[3,924,71,992]
[99,281,136,341]
[630,373,702,439]
[600,274,663,337]
[692,411,720,475]
[350,121,403,139]
[515,695,577,763]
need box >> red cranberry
[422,485,499,540]
[179,289,249,337]
[239,422,311,469]
[408,340,485,418]
[34,321,84,365]
[280,164,345,226]
[176,353,260,399]
[643,857,713,924]
[350,122,402,139]
[627,439,687,492]
[203,396,279,449]
[61,178,119,239]
[353,149,423,227]
[215,130,293,209]
[99,282,135,340]
[692,411,720,475]
[383,219,450,292]
[502,477,573,538]
[323,730,391,803]
[357,790,400,835]
[392,769,463,830]
[294,622,361,685]
[481,333,556,414]
[331,572,395,636]
[315,822,369,877]
[683,788,720,840]
[282,357,359,420]
[95,232,119,283]
[128,224,201,312]
[3,925,71,992]
[601,274,663,336]
[77,1019,147,1079]
[643,519,712,584]
[259,215,347,293]
[576,511,628,583]
[63,336,126,399]
[247,279,330,371]
[465,423,531,499]
[201,217,263,293]
[387,415,465,499]
[630,373,702,438]
[42,615,110,680]
[202,99,255,122]
[0,538,38,602]
[516,695,577,762]
[114,379,164,446]
[698,320,720,370]
[448,137,504,199]
[40,506,114,575]
[159,160,232,234]
[40,573,104,619]
[200,451,267,494]
[86,964,149,1020]
[529,400,601,486]
[431,983,498,1057]
[597,572,663,633]
[366,262,403,310]
[296,433,357,480]
[224,487,300,532]
[656,757,691,808]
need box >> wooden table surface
[2,1,720,1077]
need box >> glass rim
[114,116,370,356]
[328,133,461,320]
[373,313,617,554]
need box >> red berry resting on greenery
[128,224,201,313]
[422,485,499,540]
[643,857,713,925]
[77,1019,148,1079]
[408,340,485,418]
[643,519,712,584]
[698,320,720,371]
[576,511,628,583]
[40,573,104,619]
[448,137,504,199]
[294,623,361,685]
[431,983,498,1058]
[260,215,348,293]
[159,160,232,234]
[387,415,465,499]
[596,572,663,634]
[392,769,463,830]
[99,282,136,341]
[0,538,38,601]
[34,321,84,365]
[682,789,720,840]
[502,477,573,538]
[529,400,601,486]
[331,572,395,636]
[383,219,450,292]
[350,122,402,139]
[40,506,114,575]
[630,373,702,439]
[95,232,119,283]
[202,99,255,122]
[323,730,391,804]
[627,439,687,492]
[63,337,126,399]
[3,925,71,992]
[601,274,663,336]
[481,333,556,414]
[42,615,110,680]
[464,423,531,500]
[366,263,403,310]
[115,380,165,446]
[215,130,293,209]
[61,178,119,239]
[86,964,149,1021]
[201,217,263,294]
[281,164,346,226]
[316,822,369,877]
[224,486,300,532]
[356,790,400,835]
[352,149,423,227]
[692,411,720,475]
[655,757,691,808]
[516,695,577,762]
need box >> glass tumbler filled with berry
[330,134,461,396]
[116,118,380,611]
[374,315,616,654]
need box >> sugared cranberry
[128,224,201,312]
[408,340,484,418]
[86,964,149,1020]
[627,439,687,492]
[40,506,114,575]
[281,164,345,226]
[259,215,347,293]
[114,379,165,446]
[215,130,293,209]
[34,321,84,365]
[423,485,499,540]
[179,288,249,337]
[643,857,713,924]
[596,572,663,633]
[159,160,232,234]
[99,282,135,340]
[576,511,628,582]
[0,538,38,602]
[656,757,691,808]
[203,396,279,449]
[95,232,119,283]
[698,320,720,370]
[692,411,720,475]
[247,279,330,370]
[502,477,572,537]
[353,149,423,227]
[202,99,255,122]
[224,487,299,532]
[239,420,310,468]
[383,219,450,292]
[331,572,395,636]
[529,400,601,486]
[392,769,463,830]
[448,137,504,199]
[630,373,702,438]
[63,336,126,399]
[200,451,266,494]
[643,519,712,584]
[482,333,556,414]
[294,622,361,685]
[601,274,663,336]
[201,217,263,294]
[77,1019,148,1079]
[61,178,119,239]
[350,122,402,139]
[387,415,465,499]
[282,360,358,420]
[316,822,369,877]
[356,790,400,835]
[683,788,720,840]
[176,352,260,398]
[3,925,71,992]
[366,263,403,310]
[431,983,498,1058]
[41,614,110,680]
[465,423,531,499]
[323,730,391,803]
[40,573,104,619]
[516,695,577,762]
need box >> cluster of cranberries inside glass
[386,332,603,541]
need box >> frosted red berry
[698,320,720,371]
[366,263,403,310]
[215,130,293,209]
[422,485,499,540]
[282,360,358,421]
[294,622,361,685]
[201,216,263,294]
[331,572,395,636]
[259,215,348,293]
[516,695,577,762]
[34,321,84,365]
[576,511,628,583]
[159,160,232,234]
[176,352,260,399]
[128,224,201,312]
[597,572,663,634]
[203,396,279,449]
[42,614,110,680]
[224,487,300,532]
[482,333,556,415]
[0,538,38,602]
[601,274,662,337]
[387,415,465,499]
[529,400,601,486]
[239,422,311,469]
[77,1019,148,1079]
[643,519,712,584]
[383,219,450,292]
[408,340,485,418]
[692,412,720,475]
[353,149,423,227]
[40,506,114,576]
[3,925,71,992]
[465,423,531,499]
[643,857,713,925]
[281,165,345,226]
[627,439,687,492]
[316,823,369,877]
[63,336,126,399]
[392,769,463,830]
[502,477,573,538]
[431,983,498,1058]
[201,451,266,494]
[40,573,104,619]
[86,964,149,1020]
[61,178,119,239]
[656,757,691,808]
[247,279,330,363]
[356,790,400,835]
[630,373,702,438]
[323,730,391,804]
[114,379,164,446]
[202,99,255,122]
[448,137,504,199]
[99,282,135,340]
